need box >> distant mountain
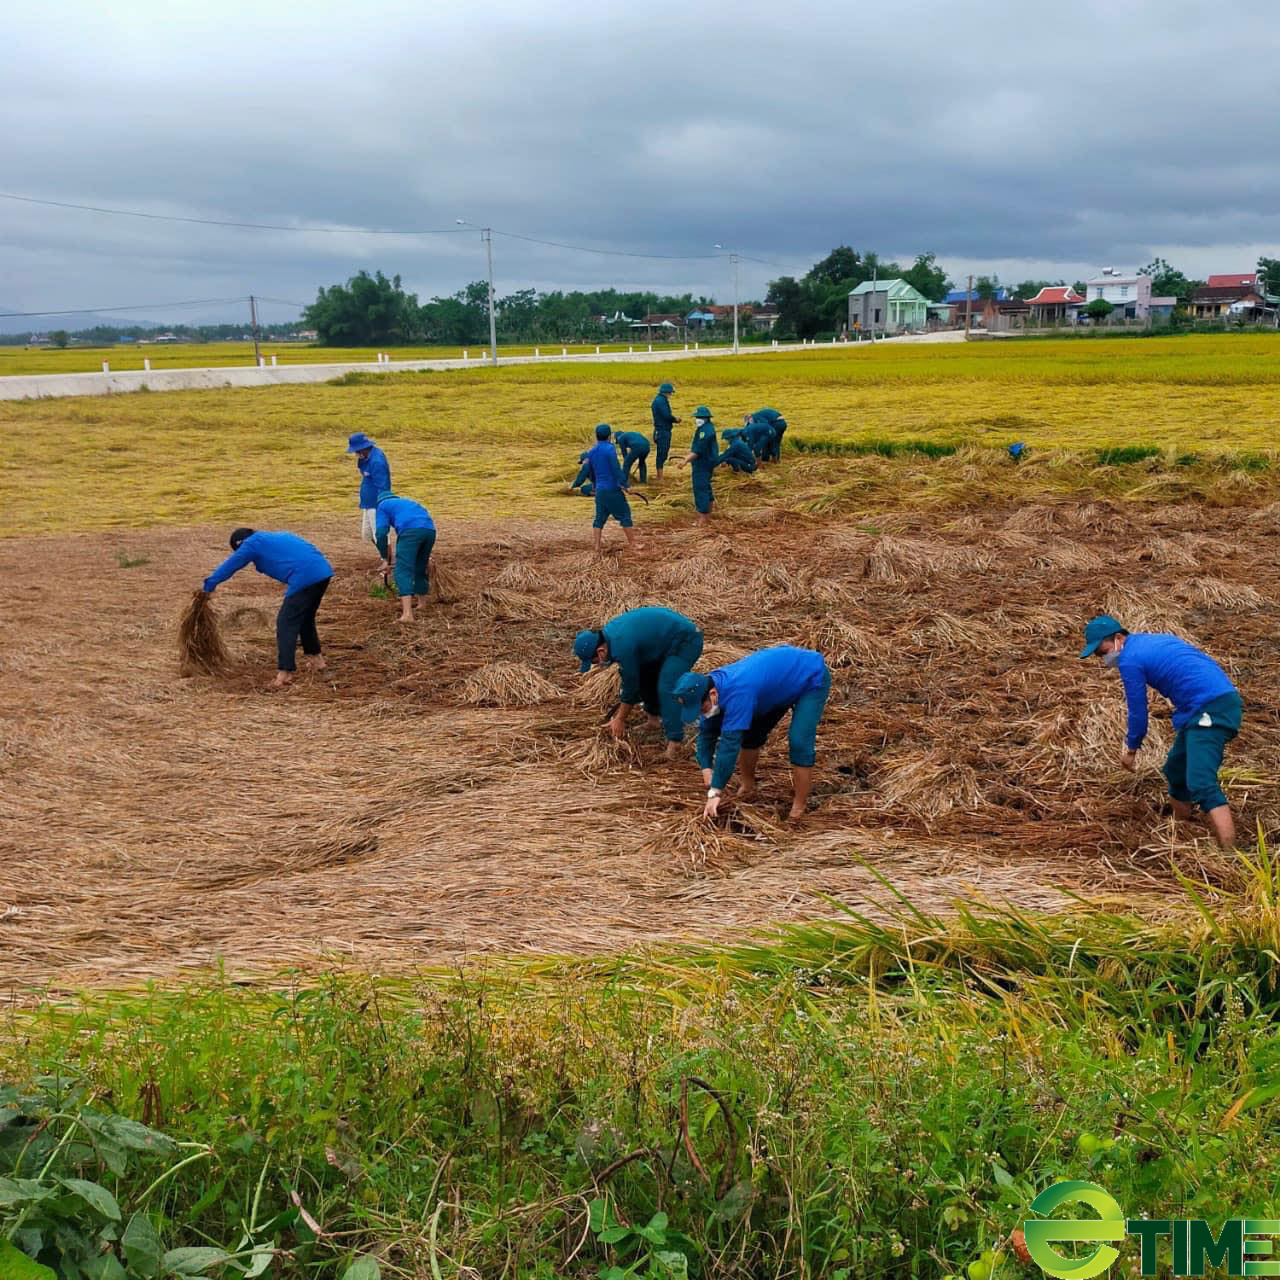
[0,308,148,335]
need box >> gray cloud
[5,0,1280,321]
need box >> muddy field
[3,499,1279,988]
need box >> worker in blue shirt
[650,382,680,477]
[674,646,831,820]
[584,423,638,555]
[573,607,704,757]
[749,408,788,462]
[570,451,595,497]
[202,528,333,687]
[374,491,436,623]
[1080,614,1242,848]
[615,430,652,484]
[741,414,777,460]
[718,428,758,474]
[347,432,391,544]
[681,406,719,523]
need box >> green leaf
[340,1258,381,1280]
[161,1246,232,1276]
[588,1197,608,1233]
[83,1255,128,1280]
[243,1244,276,1280]
[599,1225,631,1244]
[0,1241,56,1280]
[96,1116,179,1155]
[122,1212,164,1276]
[0,1177,53,1208]
[655,1250,689,1279]
[991,1164,1014,1190]
[60,1178,122,1222]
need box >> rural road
[0,330,968,401]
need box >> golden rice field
[3,334,1280,535]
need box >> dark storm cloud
[5,0,1280,320]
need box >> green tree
[1141,257,1197,304]
[50,330,69,348]
[806,246,862,289]
[1013,279,1063,300]
[419,283,489,345]
[1257,257,1280,296]
[901,252,951,302]
[1084,298,1115,323]
[304,270,421,345]
[974,275,1001,301]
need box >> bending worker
[347,432,391,544]
[749,407,788,462]
[584,423,638,555]
[570,451,595,497]
[1080,614,1242,849]
[682,405,719,523]
[375,490,437,623]
[615,429,652,485]
[718,427,758,474]
[574,607,704,759]
[202,528,333,688]
[674,645,831,821]
[741,413,776,460]
[650,381,680,477]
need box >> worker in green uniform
[750,407,788,462]
[681,405,719,523]
[650,381,680,477]
[573,606,704,758]
[718,428,758,473]
[569,451,595,497]
[741,414,777,460]
[615,430,652,484]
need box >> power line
[490,228,718,262]
[0,191,471,236]
[0,296,251,319]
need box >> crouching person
[202,528,333,687]
[674,645,831,821]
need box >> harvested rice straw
[177,590,230,676]
[797,616,886,666]
[493,560,548,592]
[429,560,464,604]
[1028,540,1103,573]
[868,535,994,583]
[1101,584,1188,637]
[557,733,639,777]
[697,642,749,671]
[1180,577,1264,609]
[638,811,757,874]
[225,605,270,630]
[1145,536,1199,568]
[877,750,985,821]
[477,587,555,621]
[926,612,1001,651]
[459,661,562,707]
[570,662,621,709]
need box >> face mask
[1102,650,1120,668]
[703,702,722,720]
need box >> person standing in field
[681,405,719,523]
[650,381,680,477]
[374,491,436,623]
[615,429,652,484]
[573,607,704,759]
[202,528,333,688]
[584,423,638,555]
[673,645,831,820]
[748,407,788,462]
[1079,614,1242,848]
[347,432,391,545]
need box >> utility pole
[731,252,740,354]
[248,295,261,365]
[482,227,497,367]
[869,265,877,344]
[965,273,974,338]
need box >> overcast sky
[5,0,1279,324]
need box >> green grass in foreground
[7,852,1280,1278]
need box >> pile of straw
[460,662,561,707]
[177,590,229,676]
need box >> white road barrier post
[102,361,109,373]
[272,354,278,366]
[562,346,567,356]
[462,349,468,360]
[535,347,540,358]
[144,358,151,370]
[595,345,600,354]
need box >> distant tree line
[0,320,311,346]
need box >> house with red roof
[1206,272,1260,290]
[1190,272,1276,322]
[1026,286,1085,326]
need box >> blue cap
[694,405,712,419]
[1008,441,1025,460]
[1079,614,1127,659]
[673,671,712,722]
[659,382,675,393]
[347,432,374,452]
[376,490,395,504]
[574,629,604,672]
[595,423,612,439]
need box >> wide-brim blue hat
[347,432,374,452]
[574,629,603,672]
[694,405,712,419]
[1079,614,1127,659]
[673,671,712,722]
[658,382,675,393]
[595,423,612,439]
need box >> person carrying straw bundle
[583,423,638,555]
[201,528,333,688]
[1079,614,1242,849]
[681,405,719,523]
[347,432,391,545]
[650,381,680,477]
[374,491,436,623]
[573,607,704,759]
[674,645,831,821]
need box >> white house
[1084,269,1152,321]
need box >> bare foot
[787,803,807,820]
[736,784,757,802]
[397,614,414,625]
[646,714,662,729]
[273,671,294,688]
[305,656,327,672]
[664,741,680,760]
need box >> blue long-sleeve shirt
[752,407,784,426]
[586,440,627,492]
[572,451,592,491]
[375,496,435,559]
[1113,633,1237,750]
[203,532,332,596]
[602,607,701,705]
[651,393,676,435]
[689,420,718,470]
[744,420,776,456]
[697,646,828,788]
[358,445,391,510]
[615,430,650,457]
